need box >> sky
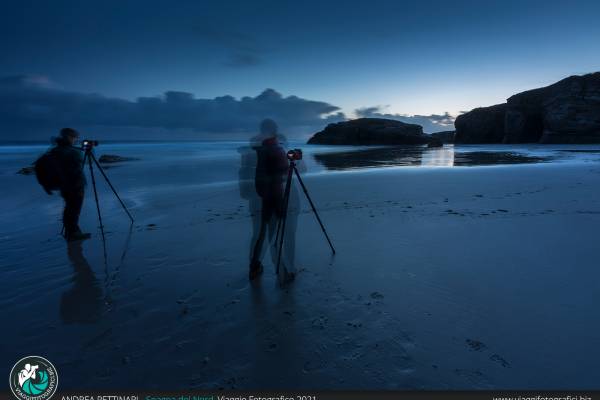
[1,0,600,139]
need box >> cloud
[355,106,455,133]
[0,75,458,140]
[0,75,344,139]
[0,74,61,90]
[224,53,261,67]
[194,27,265,68]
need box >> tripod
[81,147,134,236]
[275,157,335,274]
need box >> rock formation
[308,118,430,145]
[455,72,600,144]
[454,104,507,144]
[429,130,455,144]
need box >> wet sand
[1,144,600,390]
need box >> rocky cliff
[454,104,507,144]
[455,72,600,144]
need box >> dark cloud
[224,53,261,68]
[0,75,344,139]
[355,106,455,133]
[194,27,265,68]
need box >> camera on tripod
[79,139,134,235]
[82,139,99,151]
[287,148,303,161]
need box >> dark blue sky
[1,0,599,137]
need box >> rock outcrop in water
[307,118,430,145]
[98,154,139,163]
[455,72,600,144]
[430,130,455,144]
[17,166,35,175]
[427,138,443,148]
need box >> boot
[66,230,91,242]
[249,260,264,281]
[277,264,296,287]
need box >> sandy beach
[1,142,600,390]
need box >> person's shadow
[60,242,103,324]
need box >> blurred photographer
[42,128,90,241]
[249,119,298,284]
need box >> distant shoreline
[0,139,265,146]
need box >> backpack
[34,149,63,194]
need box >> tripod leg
[276,163,294,247]
[276,164,294,274]
[91,153,134,223]
[274,216,283,256]
[293,166,336,254]
[274,202,284,249]
[88,155,106,239]
[82,152,88,172]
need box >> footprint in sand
[266,342,278,352]
[490,354,511,368]
[311,316,328,330]
[370,291,384,300]
[346,319,363,328]
[465,339,511,368]
[466,338,487,351]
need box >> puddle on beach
[452,151,551,166]
[558,149,600,153]
[312,146,554,171]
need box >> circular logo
[9,356,58,400]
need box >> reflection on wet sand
[60,242,104,324]
[421,146,454,166]
[452,151,552,166]
[313,146,425,170]
[313,145,553,171]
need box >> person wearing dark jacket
[249,119,296,284]
[52,128,90,242]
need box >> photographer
[52,128,91,242]
[249,119,297,284]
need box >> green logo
[9,356,58,400]
[22,369,49,395]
